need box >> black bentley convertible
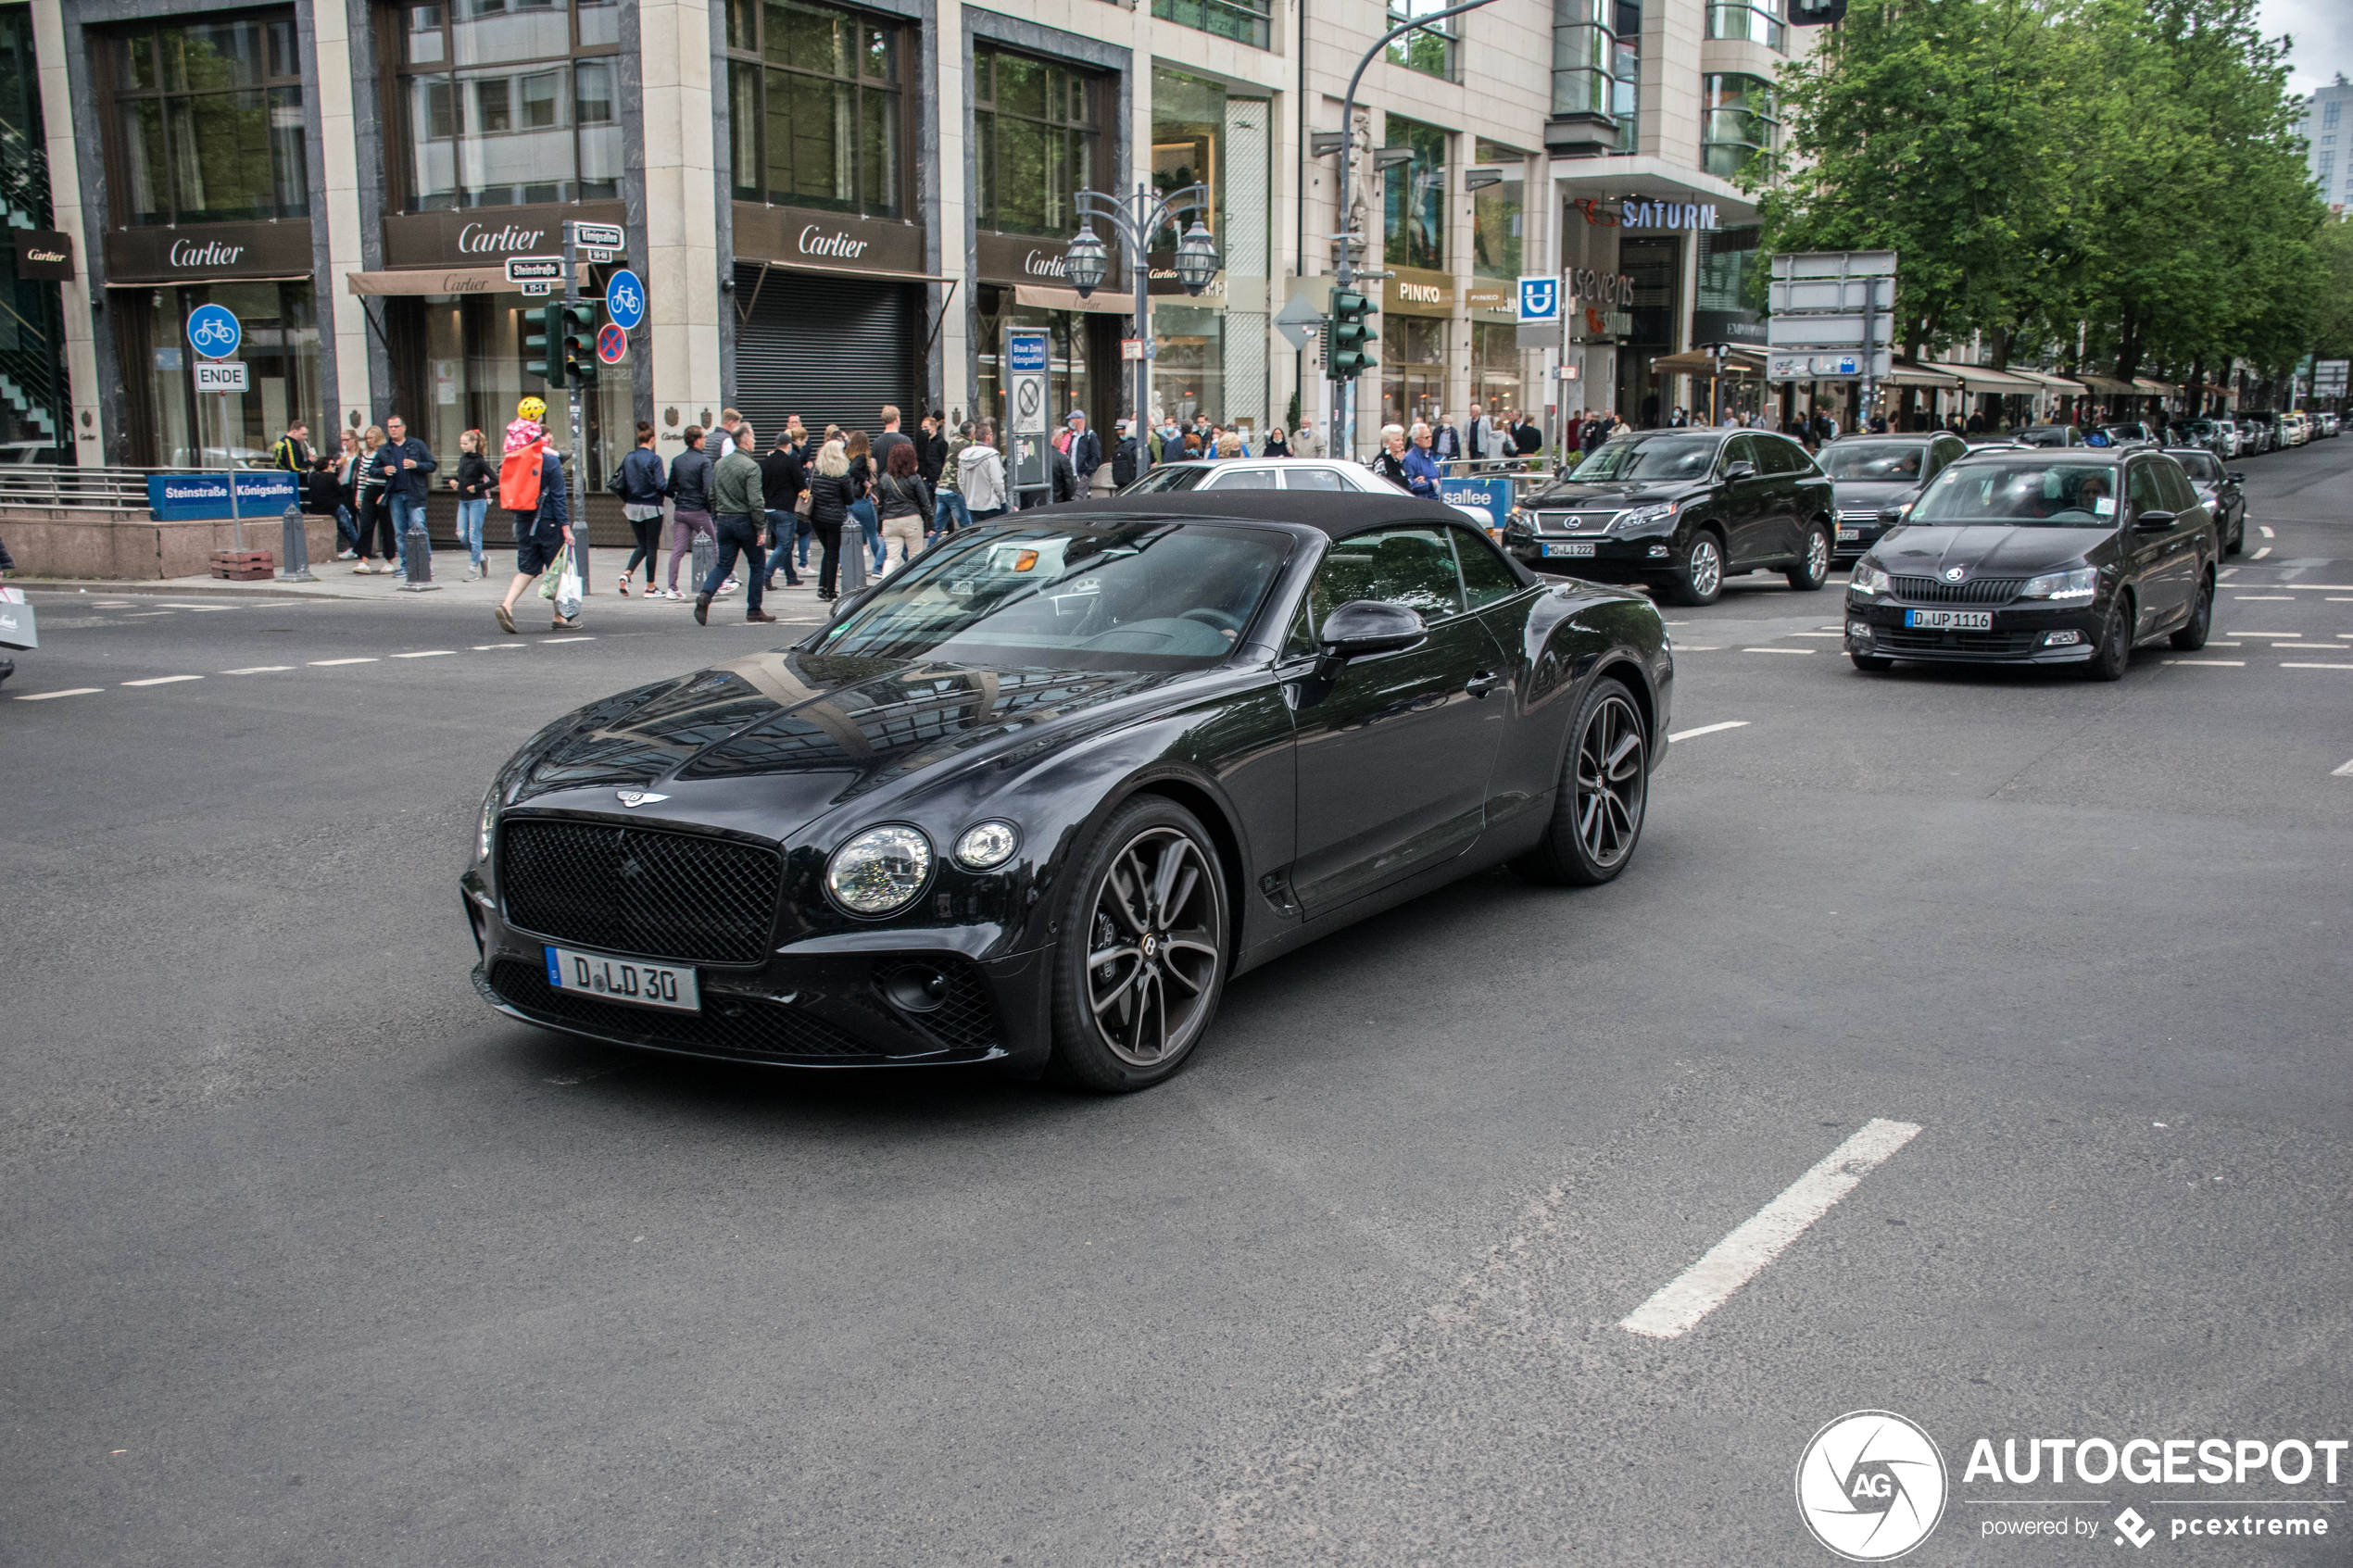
[462,493,1673,1090]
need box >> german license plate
[1542,540,1597,558]
[1904,609,1993,630]
[1837,527,1861,541]
[544,945,700,1011]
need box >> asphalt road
[5,438,2349,1567]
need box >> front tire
[2170,571,2213,650]
[1786,521,1832,591]
[1047,797,1229,1092]
[2084,591,2133,682]
[1664,532,1725,607]
[1512,677,1648,887]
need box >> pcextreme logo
[1796,1411,1950,1562]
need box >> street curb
[7,577,353,601]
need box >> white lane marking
[2227,631,2299,637]
[2333,758,2353,777]
[2164,659,2245,667]
[472,644,526,651]
[220,665,295,674]
[1675,645,1722,651]
[2281,662,2353,671]
[2332,597,2353,603]
[2233,595,2292,600]
[308,657,379,666]
[15,687,103,700]
[2271,644,2341,650]
[2205,640,2243,646]
[2259,526,2275,539]
[120,674,203,686]
[160,604,236,612]
[1620,1119,1923,1339]
[1743,646,1816,655]
[1668,721,1751,743]
[122,611,172,618]
[2251,547,2272,559]
[1790,631,1845,638]
[542,636,595,644]
[92,601,133,608]
[389,650,456,659]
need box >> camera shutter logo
[1795,1411,1947,1561]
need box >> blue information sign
[186,304,241,359]
[605,269,646,331]
[1516,277,1559,324]
[1008,332,1049,372]
[1440,476,1515,529]
[146,471,297,521]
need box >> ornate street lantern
[1065,224,1108,299]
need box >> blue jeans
[932,490,972,536]
[763,508,799,583]
[388,494,428,571]
[333,504,358,555]
[455,497,486,567]
[701,514,766,613]
[849,497,883,571]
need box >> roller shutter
[733,265,917,441]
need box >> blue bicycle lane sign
[187,304,241,359]
[605,270,646,332]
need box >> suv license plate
[1905,609,1993,630]
[1542,540,1597,558]
[1837,527,1861,541]
[544,945,700,1011]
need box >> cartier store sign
[103,220,313,283]
[976,231,1119,290]
[733,204,927,278]
[380,204,627,270]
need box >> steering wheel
[1181,608,1244,634]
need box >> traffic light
[1329,288,1376,381]
[561,304,599,387]
[523,302,563,389]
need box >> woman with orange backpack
[493,398,577,634]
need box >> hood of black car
[1871,525,2108,578]
[1526,480,1704,509]
[506,651,1173,829]
[1831,480,1919,508]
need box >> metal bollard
[837,529,868,595]
[690,527,716,596]
[400,521,439,592]
[277,504,316,583]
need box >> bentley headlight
[1614,501,1678,533]
[953,820,1020,870]
[1849,561,1892,596]
[826,825,934,916]
[477,787,498,863]
[2020,566,2097,601]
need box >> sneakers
[693,592,711,626]
[616,572,631,596]
[552,615,583,631]
[494,602,518,634]
[354,560,376,574]
[746,608,777,623]
[716,578,739,596]
[335,549,359,561]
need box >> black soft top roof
[1037,490,1480,541]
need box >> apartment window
[724,0,906,217]
[974,48,1101,238]
[2321,152,2336,190]
[1388,0,1458,82]
[1470,138,1523,281]
[107,15,308,226]
[1701,72,1776,179]
[2325,100,2341,131]
[390,0,622,211]
[1151,0,1270,52]
[1383,116,1447,270]
[1554,0,1640,154]
[1705,0,1783,51]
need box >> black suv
[1504,429,1837,606]
[1818,432,1969,563]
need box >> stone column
[639,0,721,446]
[935,0,966,423]
[310,0,371,435]
[31,0,101,464]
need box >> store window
[1379,316,1444,431]
[1382,117,1447,271]
[132,281,321,467]
[1705,0,1783,51]
[1697,225,1760,318]
[107,15,308,227]
[1701,72,1777,180]
[724,0,907,217]
[1387,0,1457,81]
[1471,320,1520,422]
[388,292,628,488]
[1151,0,1269,51]
[973,48,1101,238]
[975,292,1101,441]
[1471,139,1523,281]
[1553,0,1639,156]
[389,0,622,211]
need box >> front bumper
[1831,517,1896,561]
[462,871,1054,1072]
[1843,592,2100,665]
[1508,533,1680,582]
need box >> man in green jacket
[697,422,777,625]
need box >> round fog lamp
[954,820,1020,870]
[826,825,933,916]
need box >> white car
[1118,457,1499,532]
[2282,413,2309,446]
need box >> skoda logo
[1795,1411,1947,1561]
[615,790,669,808]
[1944,567,1967,582]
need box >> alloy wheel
[1575,693,1646,869]
[1085,826,1223,1068]
[1688,538,1722,599]
[1805,529,1830,583]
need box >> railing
[0,464,271,513]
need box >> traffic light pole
[562,222,589,593]
[1329,0,1503,462]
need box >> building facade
[2294,73,2351,217]
[23,0,1817,474]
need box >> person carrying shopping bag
[493,399,578,634]
[661,425,719,600]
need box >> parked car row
[2175,408,2339,459]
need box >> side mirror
[2133,509,2177,531]
[1724,460,1758,481]
[1318,599,1427,661]
[2227,470,2245,483]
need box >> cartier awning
[345,266,584,296]
[1013,283,1131,316]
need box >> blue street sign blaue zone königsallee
[1008,332,1049,372]
[186,304,241,358]
[605,269,645,331]
[1517,277,1559,324]
[146,471,297,521]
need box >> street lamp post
[1065,183,1218,456]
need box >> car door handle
[1466,670,1503,698]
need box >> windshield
[1819,442,1926,481]
[1909,461,2122,529]
[2173,452,2220,483]
[1567,436,1720,482]
[812,521,1291,671]
[1120,465,1209,494]
[2017,428,2071,446]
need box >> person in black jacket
[614,421,668,596]
[446,428,493,579]
[1050,440,1078,503]
[872,441,933,572]
[759,433,805,590]
[804,437,856,599]
[916,412,948,487]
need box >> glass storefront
[392,291,628,486]
[1379,315,1445,430]
[1618,234,1680,427]
[133,281,321,467]
[1150,69,1269,432]
[975,288,1102,434]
